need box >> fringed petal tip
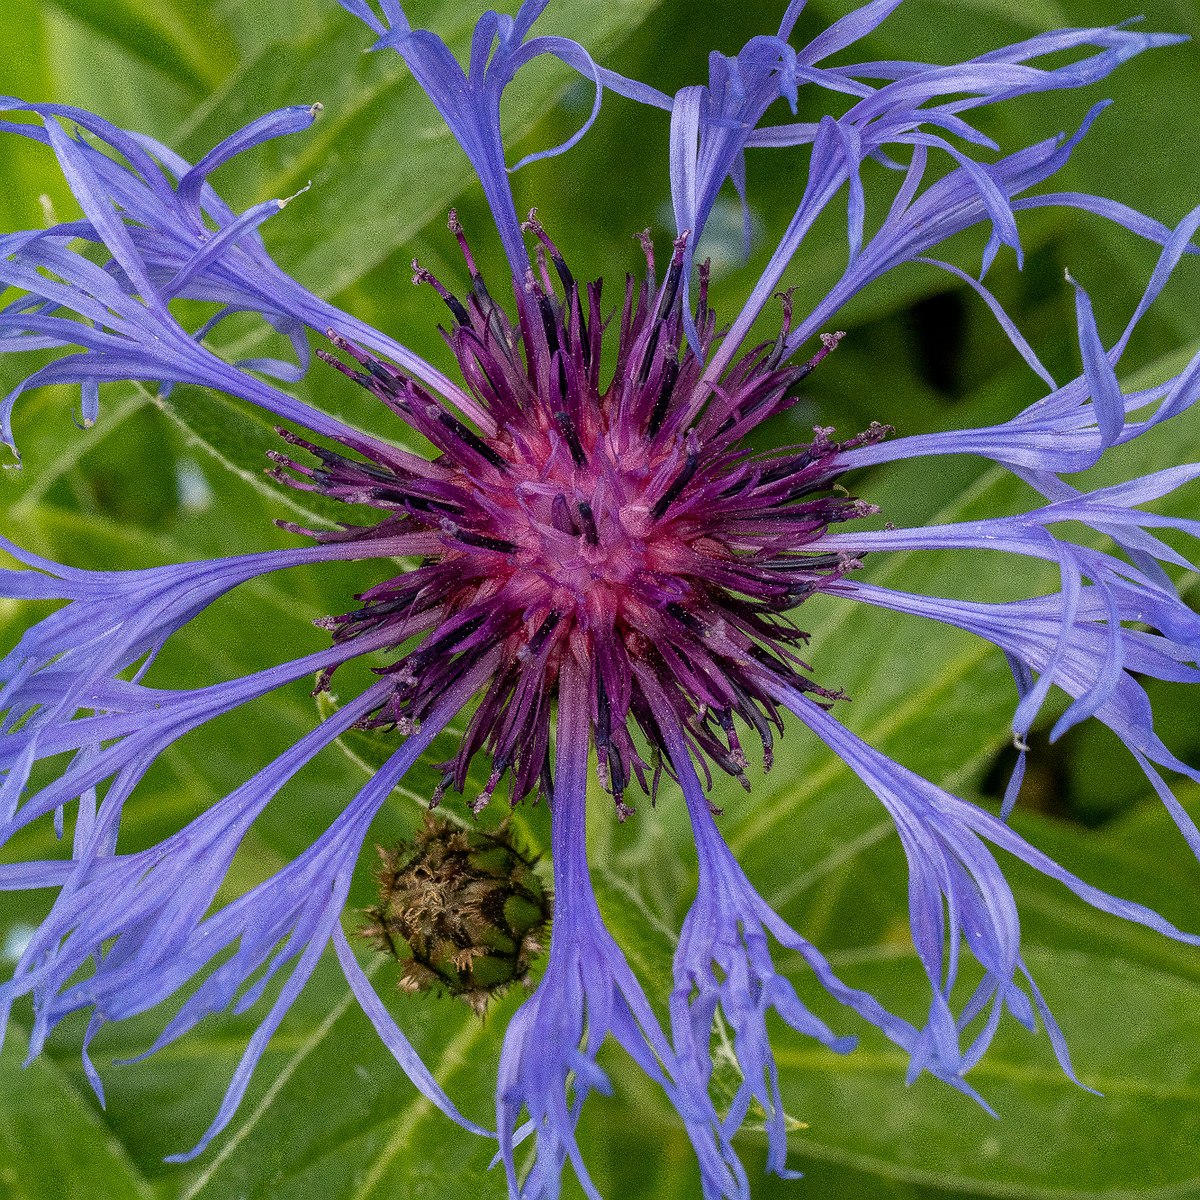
[0,97,418,454]
[780,691,1200,1100]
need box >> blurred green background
[2,0,1200,1197]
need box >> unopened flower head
[1,2,1199,1198]
[362,812,552,1013]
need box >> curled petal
[346,0,661,279]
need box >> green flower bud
[361,813,552,1015]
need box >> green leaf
[155,384,351,532]
[922,0,1069,29]
[0,1025,156,1200]
[166,956,510,1200]
[46,0,235,95]
[776,947,1200,1196]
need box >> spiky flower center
[271,212,888,817]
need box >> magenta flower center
[274,214,888,816]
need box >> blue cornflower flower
[2,0,1199,1196]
